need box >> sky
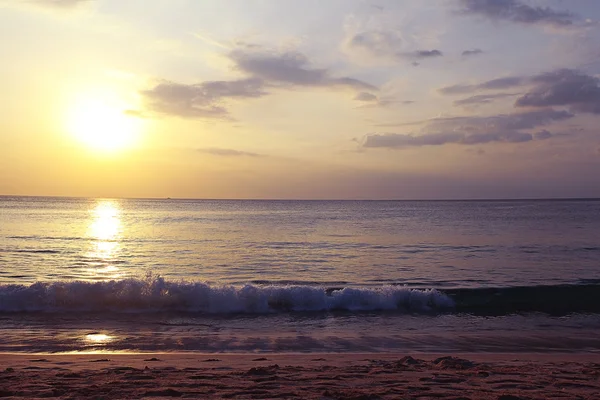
[1,0,600,199]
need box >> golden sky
[1,0,600,199]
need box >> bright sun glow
[68,98,141,152]
[85,333,114,344]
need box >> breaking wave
[0,277,453,314]
[1,277,599,315]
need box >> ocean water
[1,196,599,353]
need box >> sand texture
[0,353,599,399]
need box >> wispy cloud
[140,48,377,119]
[198,148,264,157]
[229,50,376,91]
[344,30,443,64]
[439,76,525,95]
[191,32,231,50]
[461,48,484,57]
[363,108,572,149]
[458,0,577,27]
[354,92,378,102]
[405,49,443,59]
[141,78,267,119]
[454,92,519,106]
[440,68,600,114]
[346,30,404,59]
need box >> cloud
[462,49,484,57]
[534,129,553,140]
[458,0,576,27]
[141,78,267,119]
[427,108,573,130]
[344,30,442,64]
[141,48,377,119]
[346,30,404,58]
[354,92,378,102]
[441,68,600,114]
[363,108,571,149]
[454,92,519,106]
[363,130,540,148]
[353,92,409,108]
[229,50,376,91]
[198,148,264,157]
[440,69,600,114]
[515,69,600,114]
[405,50,443,59]
[440,76,525,95]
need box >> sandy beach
[1,352,599,399]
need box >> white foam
[0,277,455,314]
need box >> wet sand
[1,352,599,399]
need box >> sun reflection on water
[90,201,121,241]
[86,200,124,279]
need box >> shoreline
[1,352,599,399]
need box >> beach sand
[1,352,599,399]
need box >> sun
[67,98,141,152]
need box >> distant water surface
[2,197,599,286]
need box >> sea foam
[0,277,454,314]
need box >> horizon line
[1,194,599,202]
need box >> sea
[1,196,599,354]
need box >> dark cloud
[482,76,525,90]
[407,50,443,59]
[363,108,571,148]
[459,0,576,27]
[198,148,264,157]
[454,92,518,106]
[440,76,525,95]
[441,69,600,114]
[364,130,539,148]
[462,49,484,57]
[534,130,553,140]
[229,50,376,91]
[515,69,600,114]
[141,78,267,119]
